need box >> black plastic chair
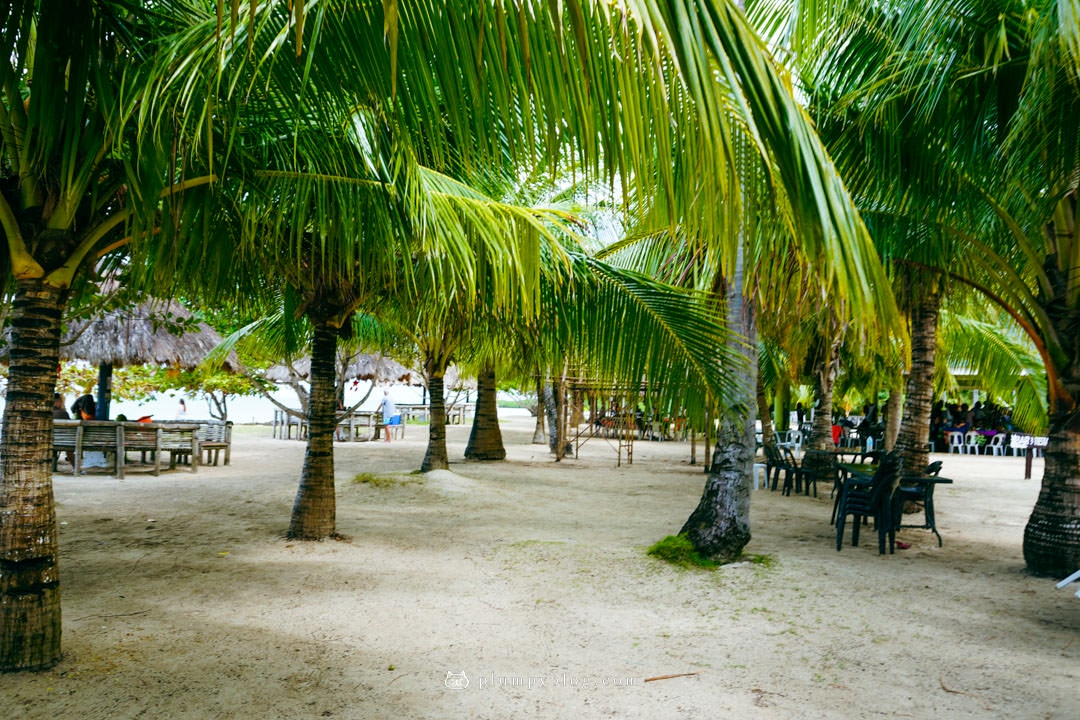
[895,461,945,546]
[799,448,838,498]
[764,443,800,494]
[835,451,904,554]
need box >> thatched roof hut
[264,353,415,385]
[60,300,239,371]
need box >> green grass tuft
[745,553,777,568]
[352,472,400,488]
[647,534,718,570]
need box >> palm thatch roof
[264,353,416,384]
[60,300,238,371]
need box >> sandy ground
[2,417,1078,719]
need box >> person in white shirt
[378,390,398,443]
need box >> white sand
[3,417,1077,719]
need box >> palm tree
[464,360,506,461]
[761,0,1079,575]
[0,0,219,671]
[0,0,901,670]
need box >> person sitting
[71,393,96,421]
[52,393,74,465]
[52,393,70,420]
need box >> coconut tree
[464,360,505,461]
[756,0,1079,574]
[0,0,903,670]
[0,0,224,671]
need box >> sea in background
[2,379,529,425]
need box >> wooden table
[338,411,379,441]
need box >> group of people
[929,399,1013,450]
[53,392,96,421]
[51,392,190,422]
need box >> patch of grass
[646,534,719,570]
[351,472,403,488]
[744,553,777,569]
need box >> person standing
[175,398,188,420]
[378,390,398,444]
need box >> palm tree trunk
[532,375,547,444]
[1024,410,1080,576]
[772,376,790,432]
[807,324,844,452]
[883,385,902,451]
[464,362,506,460]
[1024,199,1080,576]
[0,280,66,671]
[542,378,569,460]
[287,321,338,540]
[799,321,845,491]
[756,371,775,447]
[681,266,755,562]
[421,357,450,472]
[896,290,941,471]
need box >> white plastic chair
[964,431,982,455]
[987,434,1006,456]
[947,431,965,454]
[753,463,768,490]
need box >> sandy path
[2,418,1077,719]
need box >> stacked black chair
[835,450,904,554]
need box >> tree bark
[680,413,754,561]
[464,362,506,461]
[681,243,756,561]
[756,371,775,447]
[896,290,941,473]
[0,280,66,671]
[798,319,845,490]
[287,321,338,540]
[543,381,561,458]
[1024,417,1080,576]
[883,386,903,451]
[421,358,450,472]
[1024,197,1080,577]
[532,376,547,444]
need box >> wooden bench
[196,421,232,465]
[374,419,405,441]
[76,421,123,476]
[53,419,199,477]
[119,421,164,477]
[160,423,200,471]
[53,420,81,471]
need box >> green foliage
[51,361,265,422]
[647,536,777,570]
[746,553,777,569]
[352,472,405,488]
[647,534,718,570]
